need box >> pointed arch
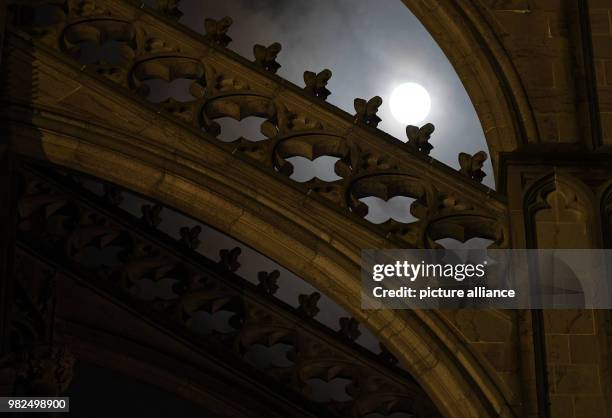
[401,1,538,170]
[10,113,517,418]
[523,173,597,249]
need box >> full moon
[389,82,431,125]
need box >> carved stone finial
[458,151,488,183]
[73,0,104,17]
[141,204,163,228]
[179,225,202,250]
[16,346,76,396]
[406,123,435,155]
[338,317,361,341]
[354,96,383,127]
[172,273,203,295]
[103,184,122,206]
[378,343,399,365]
[257,270,280,295]
[303,69,332,100]
[219,247,241,272]
[297,292,320,318]
[204,16,233,47]
[156,0,183,20]
[253,43,282,73]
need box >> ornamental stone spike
[204,16,233,47]
[257,270,280,295]
[406,123,435,155]
[458,151,488,183]
[303,69,332,100]
[354,96,382,127]
[155,0,183,20]
[253,42,282,73]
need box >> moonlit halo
[389,82,431,125]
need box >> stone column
[502,152,610,418]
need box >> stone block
[595,59,606,85]
[550,395,574,418]
[552,364,601,394]
[593,35,612,59]
[495,12,552,47]
[536,221,588,247]
[535,113,559,142]
[543,310,594,335]
[473,342,518,372]
[546,334,570,364]
[485,0,530,11]
[557,112,578,143]
[590,0,612,10]
[600,111,612,143]
[527,59,556,89]
[453,310,513,342]
[597,86,612,110]
[573,395,607,418]
[569,335,599,364]
[590,10,611,34]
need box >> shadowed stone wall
[404,1,612,417]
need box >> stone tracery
[6,0,506,250]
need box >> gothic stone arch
[8,0,610,417]
[402,0,537,165]
[8,104,515,418]
[2,17,515,414]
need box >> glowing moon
[389,82,431,125]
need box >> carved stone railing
[6,248,76,397]
[6,0,508,249]
[14,162,442,418]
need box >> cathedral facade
[1,1,611,417]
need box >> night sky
[142,0,495,225]
[175,0,493,185]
